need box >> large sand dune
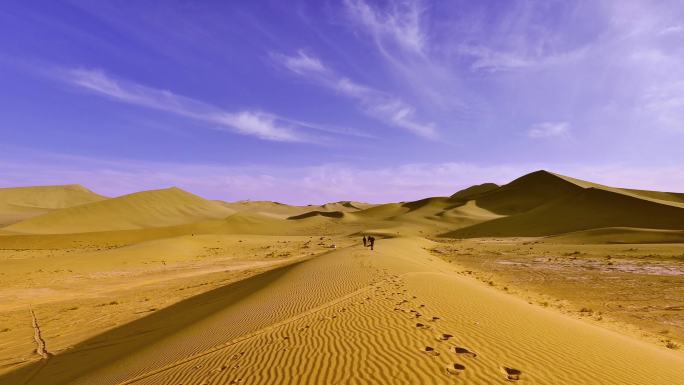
[4,187,233,234]
[446,171,684,238]
[0,185,106,227]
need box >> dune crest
[0,184,107,227]
[4,187,232,234]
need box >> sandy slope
[0,185,106,227]
[215,200,375,219]
[4,238,683,385]
[446,171,684,238]
[547,227,684,244]
[4,187,233,234]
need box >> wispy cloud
[343,0,426,55]
[527,122,570,139]
[273,51,437,138]
[658,24,684,36]
[58,68,313,142]
[641,81,684,132]
[456,44,588,72]
[279,49,327,74]
[341,0,465,111]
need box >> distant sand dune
[446,171,684,238]
[547,227,684,244]
[4,187,233,234]
[0,184,106,227]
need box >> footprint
[415,322,430,329]
[503,367,522,381]
[445,363,466,375]
[428,316,440,322]
[454,347,477,357]
[409,311,422,319]
[421,346,440,356]
[436,333,453,341]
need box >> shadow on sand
[1,261,301,385]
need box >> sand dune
[216,200,374,219]
[4,187,233,234]
[547,227,684,244]
[450,182,499,200]
[449,185,684,238]
[0,184,106,227]
[288,210,347,220]
[0,210,354,251]
[446,171,684,238]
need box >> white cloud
[59,68,308,142]
[279,49,327,75]
[274,51,437,138]
[343,0,426,54]
[659,24,684,36]
[527,122,570,139]
[340,0,465,111]
[641,81,684,132]
[457,45,534,72]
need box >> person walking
[369,236,375,251]
[363,235,367,247]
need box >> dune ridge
[3,187,233,234]
[0,184,107,227]
[446,171,684,238]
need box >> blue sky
[1,0,683,203]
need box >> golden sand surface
[1,237,682,384]
[2,171,684,384]
[431,238,684,350]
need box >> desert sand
[1,170,683,385]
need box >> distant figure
[363,235,367,247]
[369,236,375,251]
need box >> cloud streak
[273,50,437,138]
[527,122,570,139]
[343,0,426,55]
[59,68,314,142]
[341,0,465,112]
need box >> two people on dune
[363,235,375,250]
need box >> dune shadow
[287,211,344,220]
[0,261,301,385]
